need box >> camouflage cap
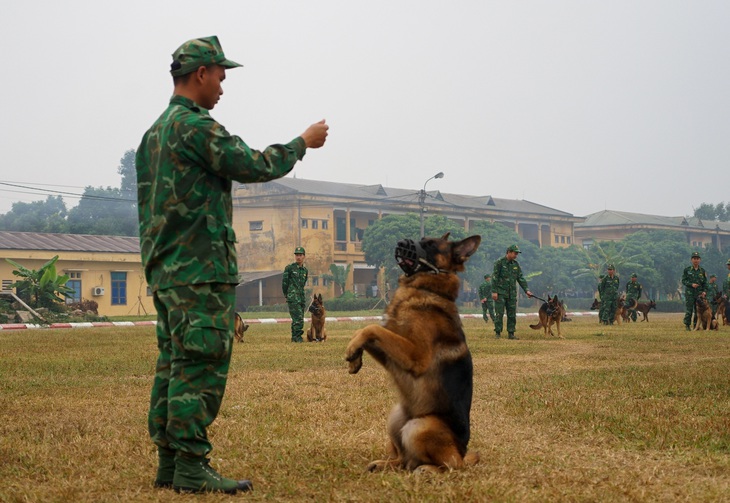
[484,274,491,279]
[507,244,521,253]
[607,264,615,270]
[170,36,242,77]
[691,251,701,259]
[294,246,306,255]
[710,274,717,279]
[631,273,637,278]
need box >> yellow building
[575,210,730,250]
[232,177,584,307]
[0,231,153,317]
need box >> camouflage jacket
[136,95,306,290]
[681,266,707,297]
[478,280,492,301]
[707,282,719,303]
[491,256,529,298]
[282,263,308,301]
[625,281,642,300]
[599,274,620,300]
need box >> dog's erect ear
[317,293,322,302]
[452,235,481,263]
[440,232,451,241]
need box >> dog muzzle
[395,239,439,276]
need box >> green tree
[322,263,351,297]
[0,196,68,233]
[693,202,730,222]
[67,186,138,236]
[6,255,74,309]
[118,149,137,194]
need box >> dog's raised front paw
[345,347,363,374]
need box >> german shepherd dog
[234,312,249,343]
[715,293,727,326]
[306,293,327,342]
[634,300,657,322]
[694,293,717,331]
[529,295,564,338]
[345,233,481,473]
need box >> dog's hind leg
[367,405,407,472]
[400,415,474,472]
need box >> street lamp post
[419,172,444,238]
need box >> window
[322,220,328,230]
[312,220,318,229]
[323,278,329,286]
[301,219,308,229]
[146,286,153,296]
[555,235,559,244]
[66,280,82,303]
[249,221,263,232]
[567,237,571,244]
[111,272,127,305]
[312,277,319,286]
[561,236,566,243]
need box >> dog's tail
[627,299,638,309]
[529,321,543,330]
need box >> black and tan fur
[694,293,717,331]
[715,293,727,326]
[529,295,564,338]
[234,312,249,343]
[306,293,327,342]
[345,233,481,473]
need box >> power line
[0,182,135,203]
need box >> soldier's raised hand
[301,119,329,149]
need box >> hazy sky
[1,1,728,219]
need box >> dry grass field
[2,312,730,502]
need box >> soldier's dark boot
[495,332,501,339]
[508,332,518,340]
[685,325,691,331]
[154,447,176,488]
[173,454,253,494]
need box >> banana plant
[6,255,75,308]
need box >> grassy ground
[2,313,730,502]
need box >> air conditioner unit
[92,286,105,296]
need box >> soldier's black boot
[173,454,253,494]
[154,447,176,488]
[495,332,501,339]
[508,332,518,340]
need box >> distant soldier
[724,259,730,299]
[707,274,719,316]
[282,246,308,342]
[491,245,533,339]
[478,274,495,327]
[599,265,620,325]
[681,251,708,331]
[625,273,642,322]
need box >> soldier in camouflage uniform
[599,265,620,325]
[491,245,533,339]
[282,247,308,342]
[478,274,495,326]
[681,252,708,331]
[724,259,730,299]
[624,273,642,322]
[707,275,719,316]
[136,36,328,494]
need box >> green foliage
[66,186,138,236]
[0,195,68,233]
[322,263,351,296]
[6,255,75,308]
[694,202,730,222]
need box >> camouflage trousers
[601,296,618,324]
[481,299,495,323]
[287,298,305,341]
[149,283,235,457]
[493,295,517,334]
[683,294,699,328]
